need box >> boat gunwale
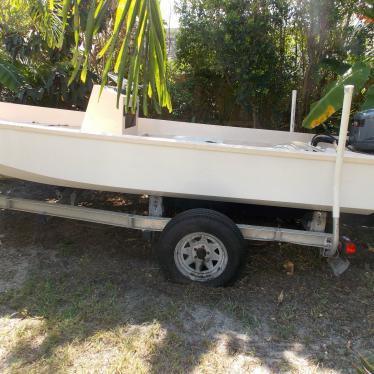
[1,119,373,165]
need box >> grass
[0,253,372,374]
[1,272,176,374]
[222,298,261,332]
[0,202,373,373]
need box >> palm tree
[0,0,171,114]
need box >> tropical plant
[0,0,171,114]
[0,8,95,109]
[303,61,373,129]
[1,0,373,126]
[0,56,23,91]
[173,0,374,129]
[302,0,374,129]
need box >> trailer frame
[0,195,333,250]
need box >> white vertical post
[330,85,354,255]
[290,90,297,132]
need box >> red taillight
[345,242,357,255]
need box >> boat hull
[1,121,374,215]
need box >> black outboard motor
[349,109,374,153]
[311,108,374,154]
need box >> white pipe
[290,90,297,132]
[330,85,354,255]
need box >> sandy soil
[0,179,373,373]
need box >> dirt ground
[0,179,373,374]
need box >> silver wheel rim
[174,232,228,282]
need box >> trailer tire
[157,209,246,286]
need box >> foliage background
[0,0,97,109]
[0,0,373,130]
[167,0,374,130]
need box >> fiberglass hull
[0,119,373,215]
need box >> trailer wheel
[157,209,246,286]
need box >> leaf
[277,290,284,304]
[99,0,132,96]
[320,58,351,75]
[28,0,63,49]
[283,260,294,275]
[0,59,23,91]
[99,0,129,59]
[142,30,150,116]
[93,0,110,35]
[113,0,142,108]
[80,0,96,83]
[124,0,146,112]
[68,53,83,86]
[66,0,82,86]
[58,0,71,48]
[362,84,374,110]
[303,62,371,129]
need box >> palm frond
[61,0,171,113]
[6,0,171,113]
[28,0,64,49]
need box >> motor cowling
[349,109,374,152]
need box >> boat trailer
[0,86,359,285]
[0,193,351,277]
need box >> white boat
[1,85,373,215]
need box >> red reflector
[345,242,357,255]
